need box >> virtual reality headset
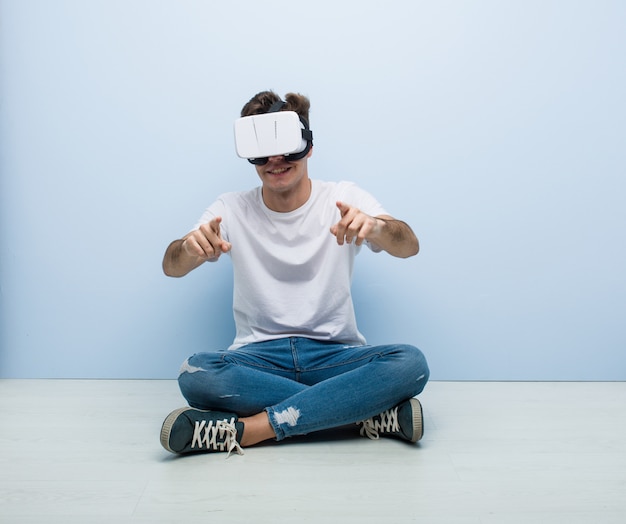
[234,100,313,165]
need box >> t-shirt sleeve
[335,182,388,218]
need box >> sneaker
[160,407,245,456]
[358,398,423,443]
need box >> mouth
[267,166,291,175]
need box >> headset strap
[268,100,286,113]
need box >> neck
[262,178,312,212]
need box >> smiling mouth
[267,167,291,175]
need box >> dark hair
[240,90,310,124]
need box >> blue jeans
[178,337,429,441]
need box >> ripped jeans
[178,337,429,441]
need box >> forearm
[371,217,419,258]
[162,238,206,277]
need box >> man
[160,91,429,456]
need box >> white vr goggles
[234,100,313,165]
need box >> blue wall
[1,1,625,379]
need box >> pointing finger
[209,217,231,253]
[209,216,223,234]
[336,201,351,216]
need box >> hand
[330,201,382,246]
[182,217,232,261]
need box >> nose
[267,155,285,163]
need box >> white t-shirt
[193,179,388,349]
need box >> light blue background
[1,1,624,380]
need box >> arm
[330,201,419,259]
[162,216,232,277]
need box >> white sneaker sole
[408,398,424,442]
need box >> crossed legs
[176,338,429,444]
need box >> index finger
[336,201,351,216]
[208,216,223,233]
[207,216,231,254]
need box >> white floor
[0,380,625,523]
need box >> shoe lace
[191,417,244,457]
[358,406,400,440]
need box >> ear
[306,147,313,159]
